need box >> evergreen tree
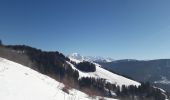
[76,61,96,72]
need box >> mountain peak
[69,53,84,61]
[68,53,114,62]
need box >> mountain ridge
[68,53,114,63]
[98,59,170,94]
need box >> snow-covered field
[68,57,140,87]
[0,57,116,100]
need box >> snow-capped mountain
[0,57,116,100]
[67,57,168,100]
[68,53,84,61]
[69,54,140,86]
[68,53,114,63]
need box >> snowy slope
[0,57,116,100]
[68,57,140,87]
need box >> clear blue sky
[0,0,170,60]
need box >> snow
[0,57,117,100]
[67,58,140,87]
[154,76,170,85]
[68,58,169,100]
[68,53,114,63]
[69,56,82,63]
[69,53,84,61]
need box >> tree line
[79,77,167,100]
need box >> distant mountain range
[98,59,170,93]
[68,53,170,93]
[68,53,114,63]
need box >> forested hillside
[0,42,168,100]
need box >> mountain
[69,53,114,63]
[68,57,140,86]
[0,44,168,100]
[68,53,84,61]
[98,59,170,93]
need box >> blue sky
[0,0,170,59]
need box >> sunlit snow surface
[0,57,116,100]
[68,57,140,87]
